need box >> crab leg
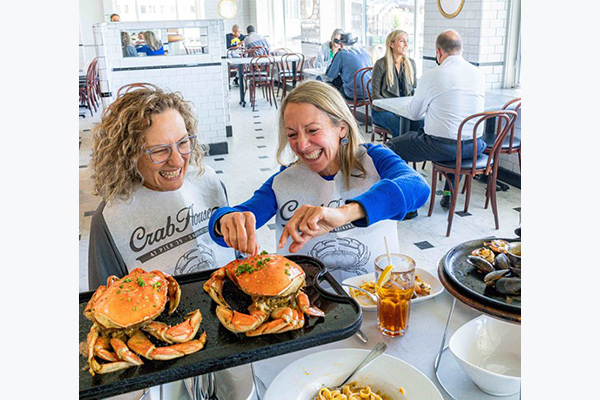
[128,330,207,360]
[215,305,268,333]
[246,307,305,336]
[203,267,230,308]
[297,291,325,317]
[110,337,144,366]
[90,358,135,375]
[94,336,120,362]
[143,309,202,343]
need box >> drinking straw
[384,236,392,266]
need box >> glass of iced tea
[374,254,416,337]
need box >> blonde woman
[209,80,429,281]
[88,86,234,291]
[316,28,344,68]
[136,30,165,56]
[371,29,420,137]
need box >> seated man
[385,30,486,209]
[325,33,373,100]
[243,25,270,55]
[226,24,246,49]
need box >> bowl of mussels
[468,239,521,296]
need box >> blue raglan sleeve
[209,168,284,247]
[326,51,342,79]
[347,144,430,226]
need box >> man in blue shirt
[325,33,373,100]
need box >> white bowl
[449,315,521,396]
[264,348,443,400]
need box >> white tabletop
[303,67,332,82]
[373,90,521,120]
[250,270,521,400]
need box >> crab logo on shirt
[309,237,370,275]
[174,244,217,275]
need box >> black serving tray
[79,255,362,399]
[442,238,521,314]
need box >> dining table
[372,90,521,136]
[303,67,333,83]
[226,55,284,107]
[251,255,521,400]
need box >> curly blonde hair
[91,87,204,203]
[277,80,366,189]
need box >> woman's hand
[278,203,365,253]
[218,212,259,256]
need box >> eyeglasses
[143,134,197,164]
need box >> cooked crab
[203,253,325,336]
[484,239,510,254]
[470,247,495,264]
[84,268,206,375]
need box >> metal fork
[250,363,267,400]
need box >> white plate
[182,364,254,400]
[264,348,443,400]
[342,268,444,311]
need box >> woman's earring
[341,137,349,145]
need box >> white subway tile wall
[92,20,228,146]
[423,0,509,90]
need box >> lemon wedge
[377,264,395,287]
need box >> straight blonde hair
[143,31,162,51]
[277,80,366,189]
[384,30,414,93]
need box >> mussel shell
[467,255,495,274]
[509,265,521,277]
[483,269,511,286]
[495,277,521,295]
[494,253,511,270]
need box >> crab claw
[297,291,325,317]
[128,330,207,361]
[215,305,267,333]
[246,307,305,336]
[110,337,144,366]
[144,309,202,343]
[93,336,119,362]
[203,267,230,308]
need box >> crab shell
[88,269,180,331]
[225,254,305,297]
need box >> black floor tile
[513,207,521,212]
[79,165,87,168]
[84,211,95,217]
[257,145,267,148]
[215,157,225,161]
[455,211,472,217]
[260,168,271,171]
[414,241,434,250]
[256,136,264,139]
[215,170,224,174]
[259,155,269,159]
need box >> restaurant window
[284,0,302,51]
[365,0,424,75]
[112,0,204,21]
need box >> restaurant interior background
[2,0,598,398]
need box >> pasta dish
[313,381,395,400]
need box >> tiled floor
[78,91,521,293]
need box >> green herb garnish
[136,277,146,287]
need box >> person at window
[136,31,165,56]
[243,25,270,55]
[371,29,421,138]
[226,24,246,49]
[316,28,343,69]
[121,31,138,58]
[208,80,429,282]
[88,86,235,292]
[385,30,485,209]
[325,32,373,101]
[110,13,120,22]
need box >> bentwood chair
[366,78,392,144]
[427,110,518,236]
[272,48,292,56]
[247,55,278,111]
[277,53,305,98]
[483,98,521,209]
[227,46,243,88]
[116,82,158,97]
[79,58,100,116]
[306,56,317,68]
[346,67,373,132]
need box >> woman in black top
[371,30,420,137]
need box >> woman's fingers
[220,212,257,254]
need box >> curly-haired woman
[88,86,234,291]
